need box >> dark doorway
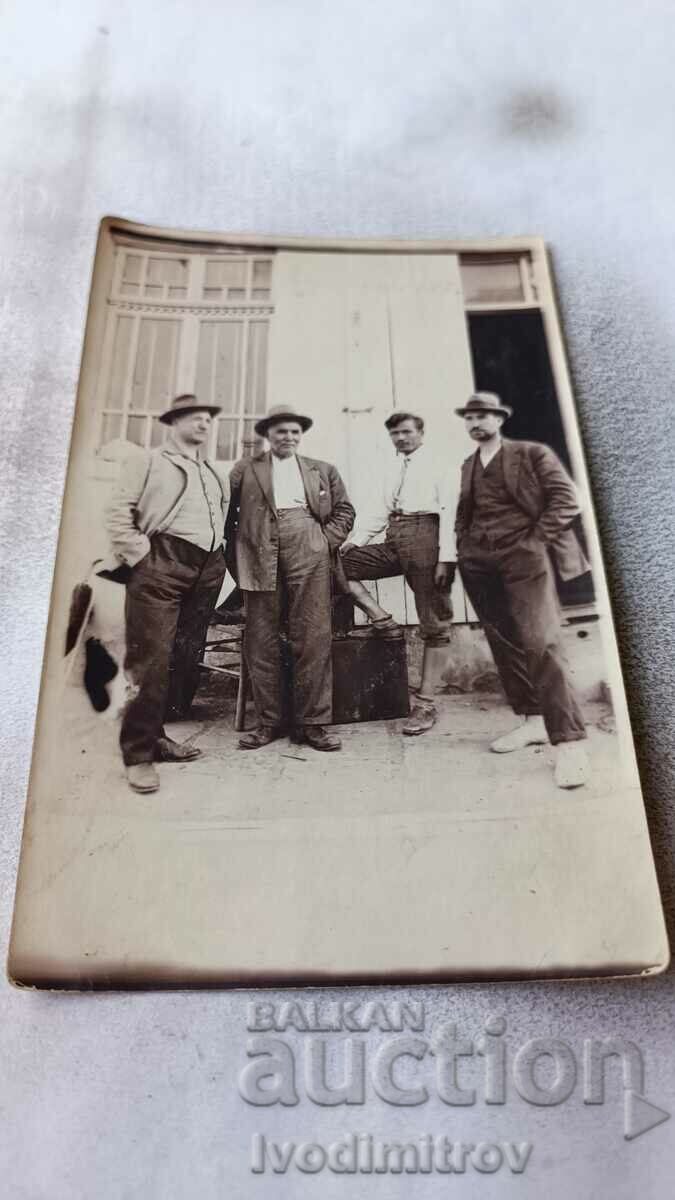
[467,309,594,607]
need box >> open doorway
[467,308,594,608]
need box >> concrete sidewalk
[160,690,619,821]
[11,673,665,987]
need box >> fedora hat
[159,393,222,425]
[255,405,313,437]
[455,391,513,419]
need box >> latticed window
[97,238,274,463]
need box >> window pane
[147,258,165,284]
[143,256,189,298]
[244,321,269,414]
[101,412,122,442]
[165,258,186,284]
[122,253,143,285]
[460,260,524,303]
[252,260,272,287]
[106,315,135,408]
[127,415,147,446]
[251,288,270,301]
[150,417,168,448]
[131,319,180,412]
[242,418,265,459]
[215,419,240,461]
[196,321,242,414]
[203,259,247,298]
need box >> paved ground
[53,657,622,822]
[164,688,618,822]
[10,672,666,986]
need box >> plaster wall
[1,3,675,1196]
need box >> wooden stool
[199,631,250,731]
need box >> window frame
[97,238,274,463]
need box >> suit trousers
[121,533,226,765]
[340,513,453,645]
[458,535,586,745]
[243,508,332,727]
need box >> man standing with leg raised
[338,411,457,736]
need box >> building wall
[3,4,675,1198]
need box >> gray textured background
[1,1,675,1195]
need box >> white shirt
[350,442,458,561]
[271,453,307,509]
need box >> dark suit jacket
[227,452,355,591]
[455,438,590,581]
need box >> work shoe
[238,725,284,750]
[370,615,403,639]
[298,726,342,751]
[126,763,160,793]
[554,741,590,789]
[490,715,548,753]
[402,700,437,736]
[155,736,202,762]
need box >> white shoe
[554,741,590,789]
[490,716,548,753]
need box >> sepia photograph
[8,219,668,986]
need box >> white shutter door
[266,251,475,623]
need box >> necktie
[392,455,409,512]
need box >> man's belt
[389,511,437,520]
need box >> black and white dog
[64,562,134,719]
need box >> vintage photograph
[8,221,668,985]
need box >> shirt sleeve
[436,466,460,561]
[349,508,389,546]
[349,473,391,546]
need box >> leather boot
[370,615,403,639]
[155,736,202,762]
[238,726,284,750]
[298,726,342,751]
[402,700,437,736]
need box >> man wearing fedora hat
[454,392,590,788]
[227,405,354,751]
[107,393,230,793]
